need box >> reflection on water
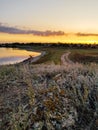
[0,48,40,65]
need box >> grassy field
[0,45,98,129]
[32,46,66,64]
[69,49,98,64]
[27,46,98,64]
[0,61,98,129]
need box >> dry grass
[0,62,98,129]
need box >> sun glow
[0,32,98,44]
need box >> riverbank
[21,51,46,64]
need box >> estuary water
[0,47,40,65]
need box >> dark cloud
[1,23,98,37]
[76,32,98,37]
[0,25,25,34]
[0,24,65,36]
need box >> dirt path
[61,51,74,65]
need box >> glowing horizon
[0,31,98,44]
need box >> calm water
[0,48,40,65]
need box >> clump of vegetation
[0,61,98,129]
[69,49,98,64]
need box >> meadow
[0,43,98,130]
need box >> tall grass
[0,62,98,129]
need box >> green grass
[32,46,67,64]
[30,46,98,64]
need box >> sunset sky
[0,0,98,44]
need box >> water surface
[0,48,40,65]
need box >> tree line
[0,42,98,49]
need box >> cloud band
[0,24,65,36]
